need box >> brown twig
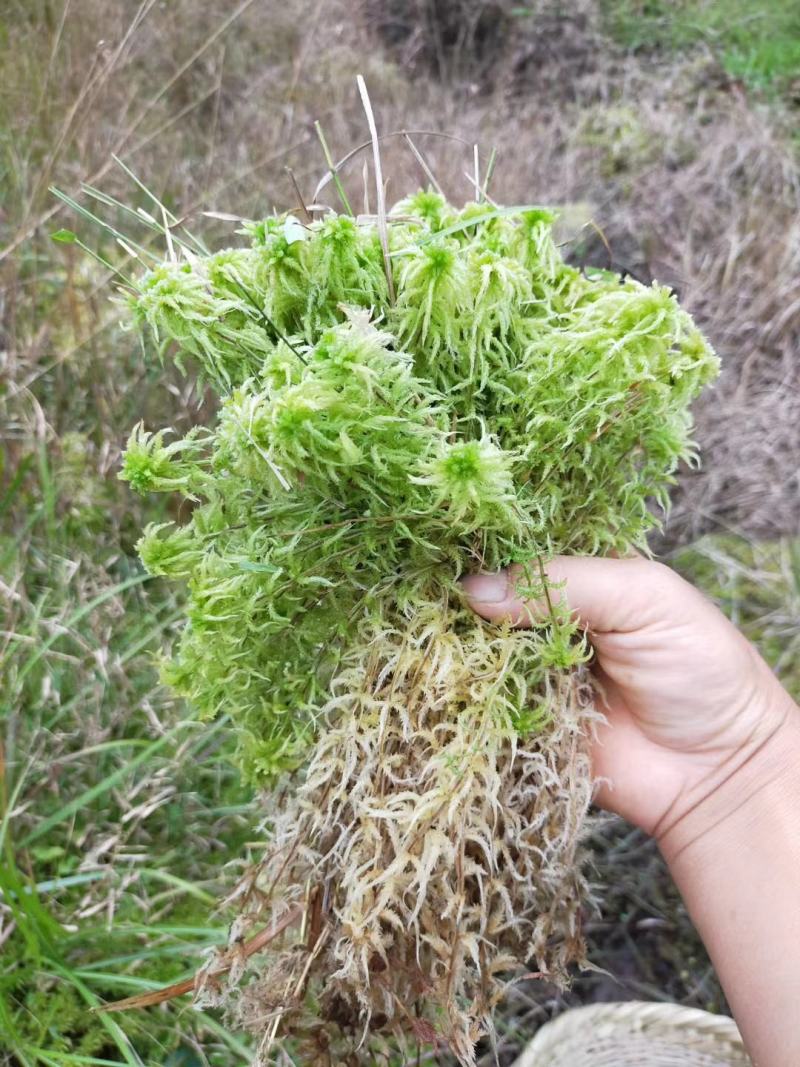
[95,902,304,1013]
[286,166,312,223]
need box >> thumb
[461,555,675,636]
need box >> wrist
[655,690,800,1067]
[657,687,800,864]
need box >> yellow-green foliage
[577,105,658,177]
[120,192,718,782]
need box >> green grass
[672,535,800,701]
[602,0,800,96]
[1,120,257,1066]
[0,459,257,1064]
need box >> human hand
[462,557,797,842]
[465,556,800,1066]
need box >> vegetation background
[1,0,799,1063]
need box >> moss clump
[577,104,659,178]
[119,191,718,1062]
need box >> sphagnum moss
[118,190,718,1062]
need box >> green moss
[577,105,659,178]
[119,196,718,783]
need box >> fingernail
[461,571,509,605]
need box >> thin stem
[96,903,304,1013]
[357,75,395,303]
[285,166,312,223]
[314,121,353,216]
[404,133,444,197]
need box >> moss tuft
[118,195,718,1061]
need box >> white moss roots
[197,602,599,1065]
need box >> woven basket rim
[513,1001,750,1067]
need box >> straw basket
[512,1002,752,1067]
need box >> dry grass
[2,1,800,1063]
